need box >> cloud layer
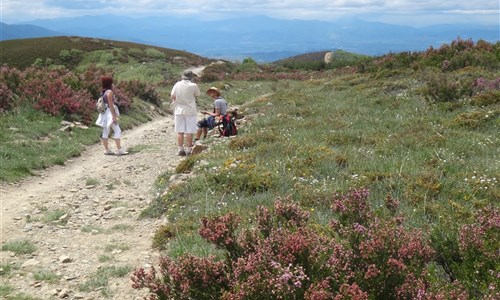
[2,0,499,27]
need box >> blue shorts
[197,115,216,129]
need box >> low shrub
[0,64,137,123]
[117,79,161,107]
[132,189,473,299]
[422,72,471,103]
[152,225,176,250]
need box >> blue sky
[1,0,499,27]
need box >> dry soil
[1,116,185,299]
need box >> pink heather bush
[0,82,15,113]
[117,79,161,107]
[0,65,21,112]
[472,77,500,94]
[273,196,310,228]
[131,255,229,300]
[132,189,485,299]
[199,212,242,260]
[332,188,372,226]
[1,65,136,124]
[456,206,499,297]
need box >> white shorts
[102,122,121,139]
[174,115,198,134]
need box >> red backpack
[218,113,237,137]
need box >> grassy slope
[148,70,499,257]
[0,36,211,69]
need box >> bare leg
[195,128,202,140]
[177,133,184,148]
[202,128,208,138]
[186,133,193,148]
[114,138,121,150]
[102,138,110,151]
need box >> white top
[170,79,200,115]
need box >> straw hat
[206,87,221,96]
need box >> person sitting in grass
[194,87,228,142]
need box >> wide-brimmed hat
[206,87,221,96]
[182,70,195,80]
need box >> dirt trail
[1,116,183,299]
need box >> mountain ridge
[1,22,63,40]
[3,15,498,62]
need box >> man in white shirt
[170,70,200,156]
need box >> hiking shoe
[115,149,129,156]
[104,149,114,155]
[178,150,186,156]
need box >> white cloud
[1,0,499,26]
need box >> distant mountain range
[1,22,64,40]
[2,15,498,62]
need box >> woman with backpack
[95,75,128,155]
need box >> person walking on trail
[195,87,228,142]
[95,75,128,156]
[170,70,200,156]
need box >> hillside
[0,36,212,69]
[0,37,499,299]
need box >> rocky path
[1,116,183,299]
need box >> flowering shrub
[110,87,132,113]
[132,189,472,299]
[199,213,242,259]
[131,255,229,299]
[117,79,161,107]
[422,72,471,103]
[0,82,15,113]
[0,65,22,112]
[0,64,141,123]
[472,77,500,94]
[457,206,499,298]
[19,67,96,123]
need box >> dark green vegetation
[0,36,209,69]
[1,36,499,298]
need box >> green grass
[0,97,163,183]
[0,285,14,297]
[110,223,133,231]
[32,269,61,283]
[0,263,17,276]
[80,224,106,234]
[143,73,499,257]
[1,239,37,255]
[104,243,130,252]
[0,285,39,300]
[0,106,101,182]
[41,209,68,224]
[85,177,100,186]
[79,265,132,297]
[98,254,114,263]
